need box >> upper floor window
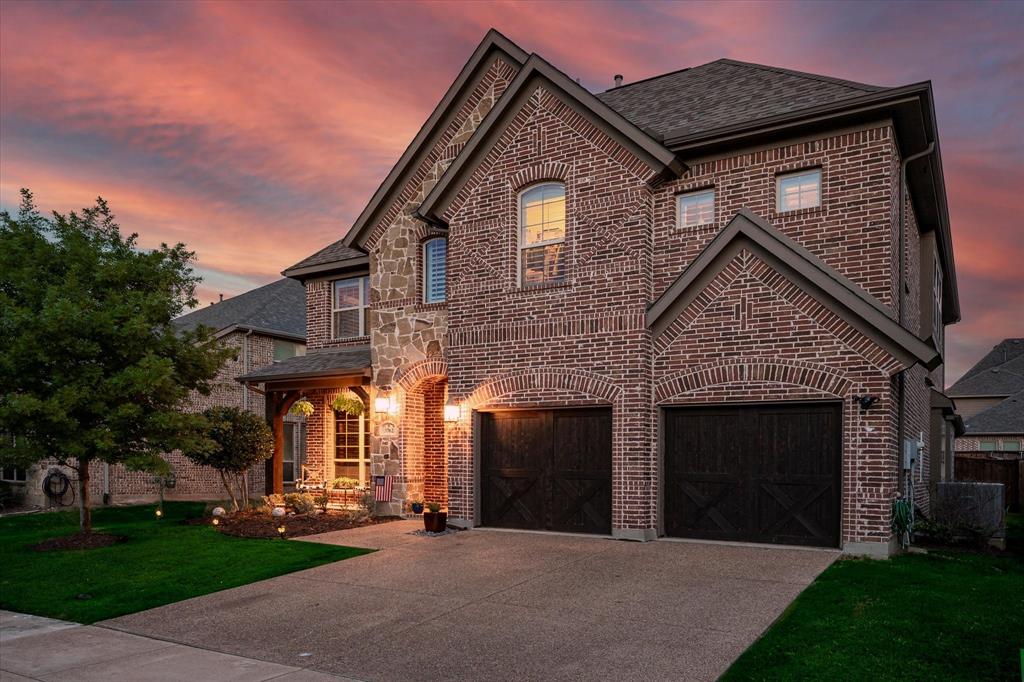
[777,169,822,212]
[423,237,447,304]
[520,183,566,287]
[332,276,370,339]
[273,339,306,362]
[677,189,715,228]
[1003,440,1021,452]
[979,439,997,452]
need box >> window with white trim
[1001,440,1021,452]
[334,396,370,485]
[777,169,822,212]
[677,189,715,228]
[1,466,26,482]
[520,183,566,286]
[423,237,447,303]
[979,439,997,451]
[332,276,370,339]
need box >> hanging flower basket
[289,398,315,417]
[332,394,364,416]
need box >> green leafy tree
[0,190,233,532]
[183,406,273,511]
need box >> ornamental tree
[183,406,273,511]
[0,190,233,532]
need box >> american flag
[373,475,393,502]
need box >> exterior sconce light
[374,394,400,416]
[444,403,461,423]
[853,395,879,411]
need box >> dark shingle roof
[596,58,886,140]
[963,390,1024,435]
[285,240,367,275]
[948,339,1024,396]
[236,346,370,383]
[173,278,306,339]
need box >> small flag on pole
[373,475,393,502]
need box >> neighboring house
[948,338,1024,458]
[12,279,307,508]
[240,30,959,557]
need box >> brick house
[6,279,307,507]
[948,338,1024,458]
[241,30,959,557]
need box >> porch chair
[295,465,326,492]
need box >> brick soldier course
[249,30,959,557]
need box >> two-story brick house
[243,30,959,557]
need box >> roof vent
[613,74,623,88]
[219,293,224,303]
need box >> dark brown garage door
[664,402,841,547]
[481,408,612,534]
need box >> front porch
[237,346,449,516]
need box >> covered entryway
[663,402,841,547]
[480,407,612,534]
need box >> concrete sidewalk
[0,611,352,682]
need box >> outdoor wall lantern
[374,394,399,416]
[853,394,879,411]
[444,403,462,423]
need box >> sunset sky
[1,0,1021,382]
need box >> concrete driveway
[100,521,836,681]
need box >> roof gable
[963,389,1024,435]
[647,209,939,371]
[343,30,527,249]
[417,54,683,226]
[173,278,306,340]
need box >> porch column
[267,390,299,495]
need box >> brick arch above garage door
[463,368,622,410]
[655,358,853,404]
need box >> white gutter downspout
[896,142,936,500]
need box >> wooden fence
[955,455,1023,512]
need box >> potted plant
[410,500,424,514]
[423,502,447,533]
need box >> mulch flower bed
[198,509,403,539]
[32,532,126,552]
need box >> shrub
[284,492,317,515]
[259,494,285,512]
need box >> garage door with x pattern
[664,402,842,547]
[480,408,612,534]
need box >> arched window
[423,237,447,303]
[519,183,566,286]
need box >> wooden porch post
[268,390,300,495]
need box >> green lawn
[723,513,1024,681]
[0,502,369,623]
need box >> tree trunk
[241,470,249,508]
[219,469,239,511]
[78,457,92,533]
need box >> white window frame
[776,168,822,212]
[422,237,447,304]
[677,189,715,228]
[331,276,370,339]
[332,405,370,486]
[518,182,567,287]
